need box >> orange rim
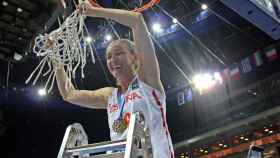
[88,0,160,12]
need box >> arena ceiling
[0,0,56,60]
[0,0,274,92]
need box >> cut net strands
[26,4,95,93]
[26,0,160,93]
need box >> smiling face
[106,40,138,83]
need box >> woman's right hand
[77,0,98,16]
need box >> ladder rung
[66,140,126,155]
[58,113,150,158]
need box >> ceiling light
[105,34,112,41]
[240,136,244,140]
[172,18,178,24]
[223,144,228,148]
[244,138,249,141]
[2,1,8,6]
[13,52,23,61]
[264,128,269,132]
[218,143,223,146]
[152,23,163,33]
[85,36,92,43]
[192,73,215,91]
[201,4,208,10]
[38,88,46,96]
[17,7,23,13]
[269,130,273,134]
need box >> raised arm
[84,4,164,94]
[55,65,113,109]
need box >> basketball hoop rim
[88,0,160,12]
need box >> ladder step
[66,140,126,155]
[87,152,124,158]
[57,113,151,158]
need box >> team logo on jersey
[109,92,142,113]
[125,92,142,102]
[108,104,119,113]
[131,79,139,90]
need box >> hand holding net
[26,0,160,93]
[26,2,95,93]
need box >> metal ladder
[247,144,263,158]
[57,112,152,158]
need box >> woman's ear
[132,54,140,75]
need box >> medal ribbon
[117,89,126,119]
[113,77,139,133]
[116,77,139,119]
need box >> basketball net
[26,0,160,93]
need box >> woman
[55,2,174,158]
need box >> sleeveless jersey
[107,76,174,158]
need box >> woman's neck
[118,75,135,93]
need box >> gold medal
[112,119,127,134]
[112,87,134,134]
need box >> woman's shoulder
[136,76,166,97]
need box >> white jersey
[107,76,174,158]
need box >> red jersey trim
[152,90,174,158]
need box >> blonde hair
[106,39,140,75]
